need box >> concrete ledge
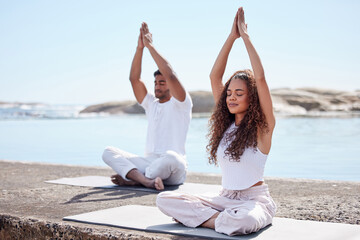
[0,215,177,240]
[0,215,93,240]
[1,160,359,239]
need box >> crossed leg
[103,147,164,190]
[111,170,164,191]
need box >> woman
[156,7,277,236]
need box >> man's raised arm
[129,28,148,104]
[141,22,186,102]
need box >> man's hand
[137,28,144,49]
[141,22,153,48]
[237,7,248,38]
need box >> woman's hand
[229,10,240,40]
[237,7,248,38]
[141,22,153,48]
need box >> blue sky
[1,0,359,104]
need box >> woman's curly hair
[206,69,268,165]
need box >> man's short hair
[154,70,162,77]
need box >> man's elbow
[129,76,138,83]
[165,72,178,82]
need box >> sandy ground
[0,160,359,239]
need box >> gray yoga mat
[63,205,360,240]
[45,175,222,194]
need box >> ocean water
[0,111,359,182]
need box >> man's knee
[163,150,186,170]
[102,146,115,164]
[145,151,186,182]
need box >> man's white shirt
[140,92,193,158]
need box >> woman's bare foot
[201,212,220,229]
[111,174,138,186]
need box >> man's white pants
[102,146,187,185]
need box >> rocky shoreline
[0,160,359,239]
[1,88,359,119]
[80,88,360,116]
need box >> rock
[79,88,360,116]
[79,101,143,114]
[0,101,46,107]
[271,88,360,114]
[0,101,44,105]
[79,91,216,115]
[123,103,145,114]
[189,91,215,113]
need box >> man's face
[154,74,170,100]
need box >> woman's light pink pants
[156,184,276,236]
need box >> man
[102,22,193,190]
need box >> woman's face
[226,78,249,115]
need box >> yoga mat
[45,176,222,194]
[63,205,360,240]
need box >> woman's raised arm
[209,11,240,103]
[237,8,275,131]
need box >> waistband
[219,184,269,200]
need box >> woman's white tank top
[217,122,268,190]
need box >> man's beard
[155,90,170,99]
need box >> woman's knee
[216,211,261,235]
[156,191,178,210]
[238,214,260,233]
[156,191,167,207]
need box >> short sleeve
[140,93,156,111]
[171,92,193,112]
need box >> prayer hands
[230,9,240,39]
[237,7,248,38]
[230,7,248,39]
[141,22,153,48]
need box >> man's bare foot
[137,176,164,190]
[154,177,164,191]
[111,174,138,186]
[123,169,164,190]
